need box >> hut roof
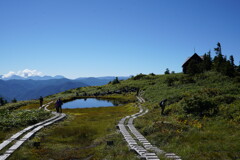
[182,53,203,67]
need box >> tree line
[0,97,17,106]
[185,42,239,77]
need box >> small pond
[62,98,122,109]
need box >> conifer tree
[202,51,212,71]
[112,77,120,84]
[12,98,17,103]
[213,42,224,72]
[164,68,170,74]
[0,97,7,106]
[230,55,234,66]
[238,61,240,72]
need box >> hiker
[39,96,43,107]
[55,98,63,113]
[136,88,140,96]
[159,99,167,115]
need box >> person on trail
[159,99,167,115]
[55,98,63,113]
[39,96,43,107]
[136,88,140,96]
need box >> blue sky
[1,0,240,78]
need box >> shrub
[212,95,236,105]
[0,109,51,130]
[199,88,221,97]
[181,94,218,117]
[132,73,146,80]
[149,73,155,76]
[234,76,240,83]
[179,76,195,84]
[63,90,72,94]
[167,95,184,105]
[219,102,240,122]
[0,101,29,110]
[165,76,178,86]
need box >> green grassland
[9,103,139,160]
[1,71,240,159]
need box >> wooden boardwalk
[118,96,182,160]
[0,96,182,160]
[0,102,66,160]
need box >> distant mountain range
[0,74,130,81]
[0,79,87,101]
[0,75,130,101]
[0,75,66,80]
[74,76,129,86]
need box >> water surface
[62,98,120,109]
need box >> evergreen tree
[112,77,120,84]
[214,42,222,55]
[213,42,225,72]
[222,60,235,77]
[12,98,17,103]
[0,97,3,106]
[238,61,240,72]
[202,51,212,71]
[230,55,234,66]
[164,68,170,74]
[0,97,7,106]
[212,43,236,77]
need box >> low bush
[212,95,236,105]
[0,109,51,130]
[181,94,217,117]
[199,88,221,97]
[165,76,178,86]
[219,101,240,122]
[0,101,30,111]
[132,73,147,80]
[234,76,240,83]
[179,76,195,84]
[149,73,156,76]
[167,95,183,105]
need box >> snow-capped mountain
[1,75,66,80]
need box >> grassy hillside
[45,72,240,159]
[49,71,240,160]
[2,71,240,159]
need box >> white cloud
[2,69,44,78]
[2,71,16,78]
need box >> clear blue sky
[1,0,240,78]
